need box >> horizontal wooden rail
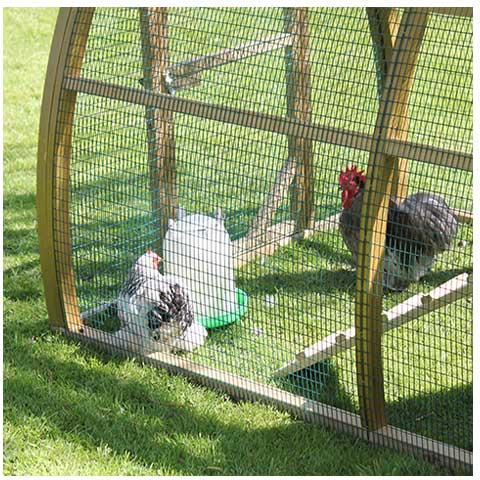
[430,7,472,17]
[165,33,293,92]
[274,272,472,376]
[64,76,473,172]
[56,325,472,472]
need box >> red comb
[339,165,366,186]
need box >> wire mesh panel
[39,6,473,471]
[374,9,473,450]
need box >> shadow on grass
[4,337,450,475]
[274,360,357,413]
[240,268,356,296]
[299,237,354,265]
[3,191,42,300]
[386,383,472,451]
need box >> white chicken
[117,250,207,353]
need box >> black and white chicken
[339,165,459,291]
[117,250,207,352]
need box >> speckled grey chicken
[338,165,459,291]
[117,250,207,352]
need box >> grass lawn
[3,7,471,475]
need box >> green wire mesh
[53,7,472,466]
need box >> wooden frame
[355,8,430,430]
[367,8,410,202]
[244,8,314,248]
[284,8,315,236]
[38,7,473,471]
[38,8,94,331]
[166,32,294,93]
[430,7,472,17]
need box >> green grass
[3,7,471,475]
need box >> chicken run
[37,7,473,470]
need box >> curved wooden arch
[355,8,430,430]
[38,8,94,331]
[367,8,410,202]
[38,7,176,332]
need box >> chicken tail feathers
[395,192,459,254]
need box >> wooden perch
[165,33,293,92]
[233,213,340,268]
[451,207,473,225]
[273,272,472,376]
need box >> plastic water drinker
[163,208,238,321]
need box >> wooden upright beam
[284,8,315,237]
[356,8,430,431]
[139,8,178,252]
[367,7,409,201]
[38,8,94,332]
[242,9,315,250]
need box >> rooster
[338,165,458,291]
[117,250,207,352]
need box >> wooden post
[38,8,95,331]
[355,8,430,430]
[139,8,177,253]
[284,8,315,237]
[367,7,409,201]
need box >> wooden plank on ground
[55,325,472,472]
